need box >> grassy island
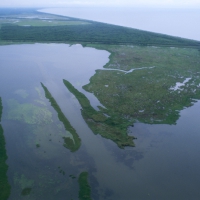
[41,83,81,152]
[63,79,135,148]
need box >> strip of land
[63,79,135,148]
[41,83,81,152]
[0,97,11,200]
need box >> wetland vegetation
[41,83,81,152]
[63,79,135,148]
[0,97,11,200]
[63,44,200,148]
[84,45,200,125]
[78,172,91,200]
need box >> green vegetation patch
[6,99,52,125]
[0,97,11,200]
[41,83,81,152]
[63,79,135,148]
[1,22,199,47]
[78,172,91,200]
[84,45,200,125]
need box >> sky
[0,0,200,8]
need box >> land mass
[41,83,81,152]
[0,8,200,48]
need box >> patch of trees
[0,12,200,48]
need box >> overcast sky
[1,0,200,8]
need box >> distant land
[40,7,200,41]
[0,8,200,48]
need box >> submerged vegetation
[63,79,135,148]
[21,187,32,196]
[14,173,34,196]
[0,97,11,200]
[14,89,29,99]
[41,83,81,152]
[78,172,91,200]
[6,99,52,125]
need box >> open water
[1,42,200,200]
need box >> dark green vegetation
[0,8,200,48]
[63,80,135,148]
[78,172,91,200]
[41,83,81,152]
[0,98,11,200]
[36,143,40,148]
[84,45,200,125]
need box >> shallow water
[1,43,200,199]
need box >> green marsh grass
[63,80,135,148]
[41,83,81,152]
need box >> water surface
[1,43,200,199]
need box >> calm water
[40,7,200,41]
[1,43,200,199]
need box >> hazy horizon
[0,0,200,9]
